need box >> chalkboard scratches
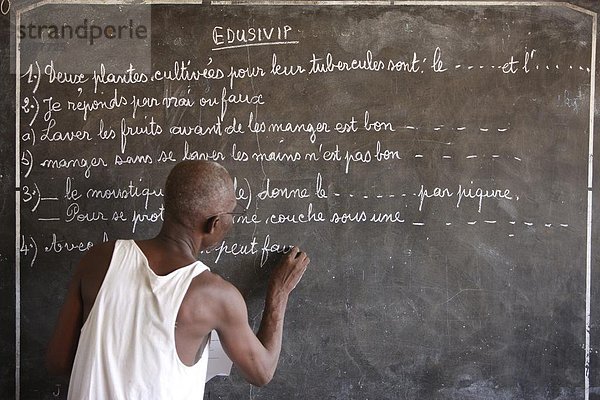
[438,288,488,306]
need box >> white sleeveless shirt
[68,240,210,400]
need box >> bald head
[164,161,234,228]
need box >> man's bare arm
[215,246,310,386]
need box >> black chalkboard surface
[2,1,600,399]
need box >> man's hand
[268,246,310,296]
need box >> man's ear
[205,215,220,234]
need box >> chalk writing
[39,156,108,178]
[84,179,163,209]
[1,0,10,15]
[212,25,295,52]
[18,26,581,273]
[67,88,128,121]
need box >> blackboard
[1,1,600,399]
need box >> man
[46,160,310,399]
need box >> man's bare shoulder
[189,270,242,300]
[184,270,246,322]
[77,241,117,292]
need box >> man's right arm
[214,246,310,386]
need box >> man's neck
[155,220,202,260]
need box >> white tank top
[68,240,210,400]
